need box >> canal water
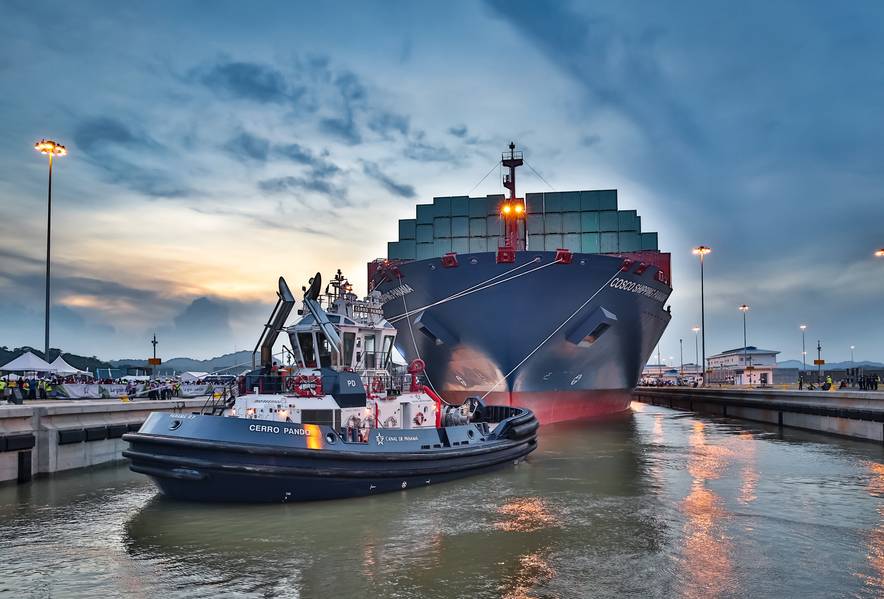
[1,403,882,598]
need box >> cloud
[369,111,410,138]
[320,111,361,145]
[258,176,350,207]
[274,142,340,177]
[362,161,416,199]
[189,205,329,236]
[195,59,297,104]
[73,116,190,197]
[404,131,459,163]
[448,125,468,138]
[224,131,270,162]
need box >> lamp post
[850,345,855,364]
[679,338,684,383]
[35,139,67,358]
[692,245,711,383]
[692,326,700,379]
[875,249,884,257]
[738,304,750,384]
[800,324,807,372]
[817,340,822,384]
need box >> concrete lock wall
[0,399,208,484]
[634,387,884,443]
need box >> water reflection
[494,498,557,533]
[679,421,733,599]
[861,461,884,594]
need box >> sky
[1,1,882,363]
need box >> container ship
[368,144,672,424]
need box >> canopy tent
[50,356,93,377]
[0,351,54,372]
[180,371,209,382]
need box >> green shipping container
[544,192,563,213]
[562,212,581,233]
[416,243,435,260]
[580,190,600,211]
[599,211,618,231]
[527,214,544,235]
[451,196,469,216]
[581,232,600,253]
[469,197,487,218]
[416,224,433,243]
[486,194,505,215]
[416,204,435,225]
[544,234,562,251]
[526,192,544,214]
[618,210,637,232]
[469,237,488,253]
[451,216,469,237]
[641,232,659,250]
[433,196,451,216]
[398,219,416,240]
[469,217,486,237]
[527,234,544,250]
[599,190,617,211]
[451,237,469,254]
[563,233,581,251]
[434,217,451,238]
[619,232,640,252]
[486,215,502,237]
[581,211,599,232]
[562,191,580,212]
[544,213,563,234]
[600,232,619,253]
[434,238,452,255]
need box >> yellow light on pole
[501,203,512,215]
[875,249,884,257]
[514,203,524,215]
[35,138,66,359]
[692,245,711,384]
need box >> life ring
[413,412,426,426]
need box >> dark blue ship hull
[373,251,672,424]
[123,409,537,503]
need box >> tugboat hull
[123,410,537,503]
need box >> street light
[800,324,807,374]
[875,249,884,257]
[850,345,855,364]
[692,326,700,378]
[738,304,750,383]
[35,139,66,358]
[692,245,711,383]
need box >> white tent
[50,356,84,375]
[0,351,55,372]
[180,371,209,382]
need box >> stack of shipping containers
[388,189,659,261]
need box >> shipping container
[618,210,637,232]
[527,214,544,235]
[434,238,452,255]
[416,224,434,243]
[433,196,451,216]
[600,232,619,253]
[619,232,640,252]
[599,211,619,231]
[641,232,659,251]
[544,213,563,234]
[416,204,436,225]
[581,232,600,253]
[580,211,600,232]
[544,234,563,251]
[469,217,486,237]
[469,237,488,253]
[451,237,469,254]
[579,190,600,211]
[451,196,470,216]
[562,212,581,233]
[434,217,451,238]
[416,242,435,260]
[598,190,617,211]
[398,219,416,240]
[469,197,487,218]
[451,216,469,238]
[562,191,580,212]
[526,192,544,214]
[563,233,581,251]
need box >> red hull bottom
[443,390,633,425]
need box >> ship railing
[199,384,236,416]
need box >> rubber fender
[5,433,36,451]
[127,422,144,432]
[508,420,539,440]
[106,424,128,439]
[85,426,108,442]
[58,429,86,445]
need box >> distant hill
[0,346,113,372]
[111,350,254,373]
[778,359,884,370]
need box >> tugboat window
[382,335,395,367]
[318,336,332,368]
[343,332,356,368]
[364,335,377,369]
[297,332,316,367]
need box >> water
[1,403,882,598]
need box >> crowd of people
[0,374,216,403]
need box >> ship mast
[499,142,525,254]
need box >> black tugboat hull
[123,411,537,503]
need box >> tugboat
[123,272,538,503]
